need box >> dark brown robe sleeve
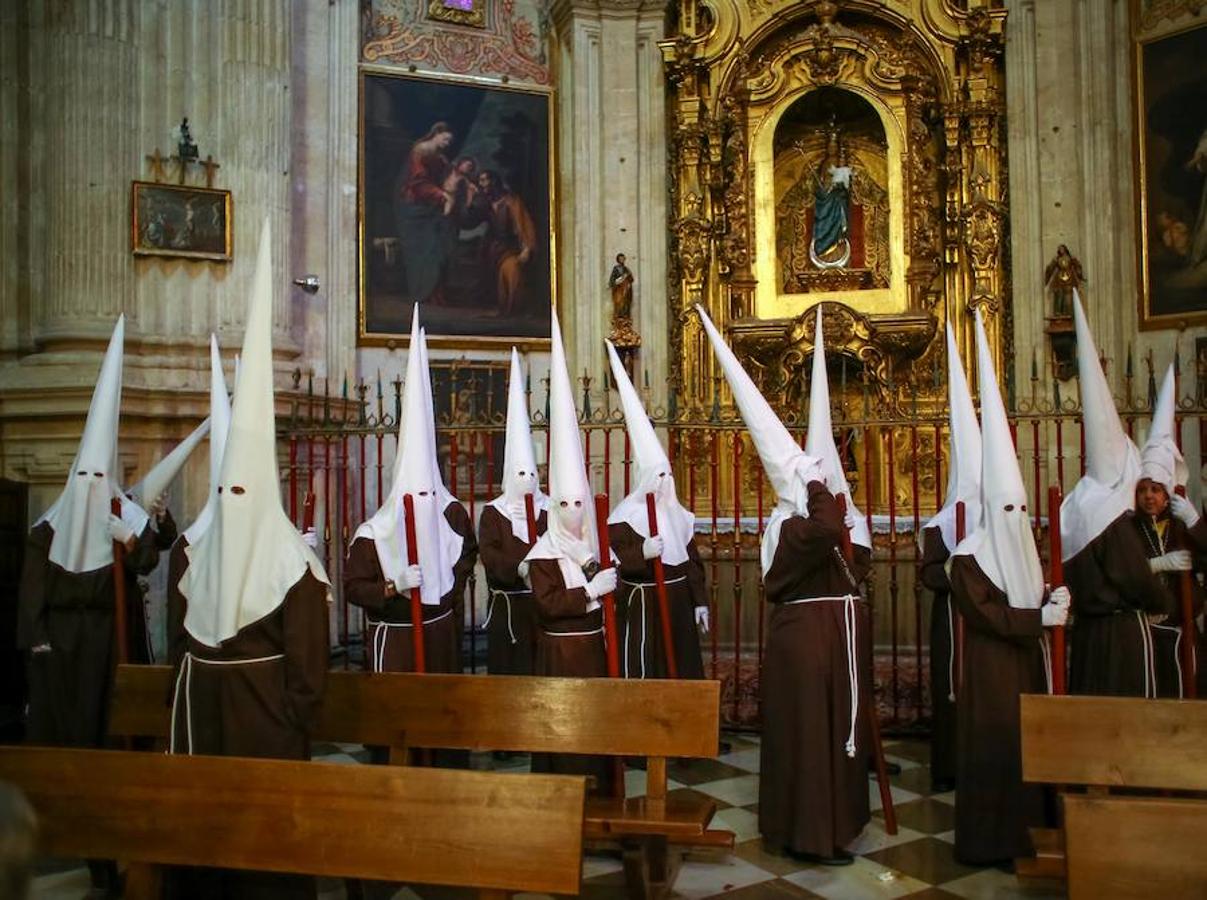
[949,555,1043,645]
[479,506,544,590]
[774,481,845,562]
[686,537,707,609]
[153,509,178,551]
[1069,516,1177,619]
[343,536,392,617]
[282,569,330,734]
[850,545,872,588]
[920,526,951,593]
[528,557,592,623]
[610,522,654,582]
[445,502,478,605]
[17,523,53,650]
[124,523,161,576]
[166,538,190,674]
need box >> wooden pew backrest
[112,665,721,760]
[1064,794,1207,899]
[1020,694,1207,791]
[0,746,585,895]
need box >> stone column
[552,0,670,403]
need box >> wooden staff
[645,493,679,679]
[402,494,426,674]
[1047,485,1066,695]
[954,501,966,696]
[110,497,130,666]
[524,492,538,546]
[1174,487,1198,698]
[593,494,621,679]
[837,494,897,835]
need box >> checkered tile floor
[29,734,1064,899]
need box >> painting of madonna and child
[359,72,553,344]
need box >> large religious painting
[774,88,891,296]
[1135,20,1207,327]
[131,182,232,262]
[358,70,554,346]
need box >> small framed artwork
[1133,16,1207,327]
[131,181,233,261]
[426,0,486,28]
[358,69,554,348]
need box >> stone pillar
[552,0,669,403]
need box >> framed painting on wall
[131,182,232,261]
[1135,17,1207,327]
[358,69,555,347]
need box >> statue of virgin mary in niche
[810,119,852,269]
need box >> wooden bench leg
[621,836,677,900]
[124,862,163,900]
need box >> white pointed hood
[806,308,872,550]
[606,340,694,565]
[696,305,825,575]
[38,315,149,573]
[183,335,232,545]
[127,418,211,511]
[951,311,1044,609]
[524,309,599,589]
[354,307,461,605]
[416,326,459,514]
[1139,365,1186,497]
[922,324,982,552]
[181,220,330,648]
[487,348,548,542]
[1061,290,1142,560]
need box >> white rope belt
[541,626,604,638]
[784,594,860,757]
[1135,611,1157,699]
[946,599,956,703]
[1040,633,1053,696]
[169,651,285,755]
[483,588,531,645]
[1151,621,1187,698]
[623,576,687,679]
[367,608,454,673]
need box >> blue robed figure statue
[811,122,852,270]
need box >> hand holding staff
[836,494,897,835]
[110,497,130,666]
[645,492,679,679]
[593,494,621,679]
[1047,485,1067,695]
[402,494,426,674]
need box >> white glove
[1149,550,1193,574]
[799,461,826,486]
[29,643,51,655]
[1048,585,1071,609]
[1042,586,1071,627]
[302,529,318,550]
[395,565,423,592]
[1171,494,1201,528]
[695,607,710,632]
[843,510,856,530]
[585,567,618,600]
[107,514,136,546]
[642,535,665,560]
[150,492,169,521]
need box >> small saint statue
[1044,244,1084,317]
[607,253,641,378]
[176,117,199,163]
[811,120,852,269]
[609,253,634,320]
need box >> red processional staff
[525,493,538,549]
[111,497,130,666]
[594,495,621,679]
[1175,486,1198,698]
[1046,486,1066,695]
[645,493,679,679]
[837,495,897,835]
[403,493,426,674]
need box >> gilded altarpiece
[661,0,1009,513]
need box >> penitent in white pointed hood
[951,310,1044,609]
[806,307,871,550]
[1060,290,1141,561]
[181,219,329,648]
[1139,365,1186,497]
[606,340,694,565]
[183,335,232,545]
[487,348,548,542]
[696,304,825,575]
[38,315,149,572]
[127,418,211,511]
[921,323,982,553]
[524,308,599,586]
[354,307,461,605]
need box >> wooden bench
[1019,693,1207,897]
[111,664,733,898]
[0,745,585,899]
